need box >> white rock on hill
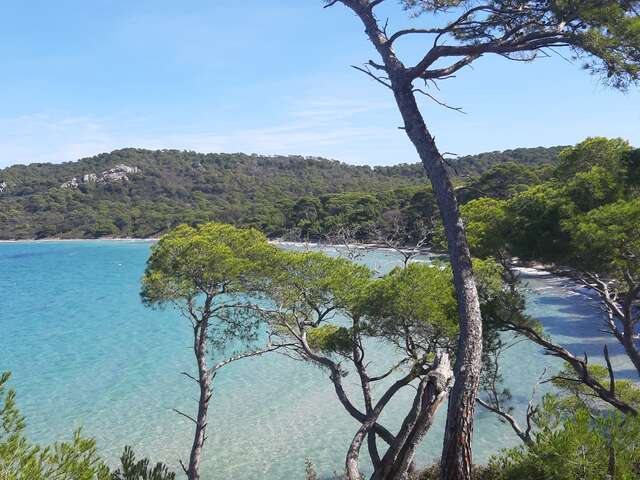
[61,164,140,188]
[61,178,80,189]
[0,181,6,193]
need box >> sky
[0,0,638,168]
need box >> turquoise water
[0,241,627,479]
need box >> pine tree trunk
[390,82,484,480]
[325,3,485,477]
[187,319,211,480]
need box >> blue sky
[0,0,638,168]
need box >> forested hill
[382,145,566,178]
[0,146,563,240]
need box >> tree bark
[622,330,640,377]
[353,340,383,469]
[344,370,420,480]
[374,353,453,480]
[603,280,640,377]
[619,301,640,377]
[187,317,211,480]
[390,82,483,480]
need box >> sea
[0,240,631,479]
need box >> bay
[0,240,624,479]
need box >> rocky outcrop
[61,178,80,189]
[61,164,140,188]
[0,181,6,193]
[99,164,140,183]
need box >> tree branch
[503,320,637,415]
[352,64,392,89]
[476,398,531,444]
[172,408,197,424]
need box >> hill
[377,145,566,178]
[0,146,563,240]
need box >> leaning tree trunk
[187,318,212,480]
[329,3,485,477]
[374,353,453,480]
[620,314,640,377]
[390,81,484,480]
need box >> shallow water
[0,241,626,479]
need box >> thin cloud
[0,97,407,167]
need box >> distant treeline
[0,146,564,240]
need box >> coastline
[0,237,563,280]
[0,237,160,243]
[0,237,430,252]
[0,238,558,274]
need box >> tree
[262,250,511,480]
[374,214,432,267]
[111,447,176,480]
[483,359,640,479]
[0,372,110,480]
[556,137,632,180]
[563,165,623,213]
[262,251,455,480]
[322,1,639,476]
[454,188,640,420]
[456,162,541,204]
[507,183,571,261]
[459,198,509,261]
[567,199,640,376]
[140,223,286,480]
[488,404,640,480]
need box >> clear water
[0,241,628,479]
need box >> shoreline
[0,237,565,281]
[0,237,431,251]
[0,237,557,274]
[0,237,160,243]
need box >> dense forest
[457,137,640,263]
[0,146,563,240]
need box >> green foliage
[460,198,509,259]
[358,263,459,350]
[506,183,572,261]
[567,198,640,278]
[141,222,277,306]
[354,259,509,358]
[556,137,632,179]
[455,138,640,271]
[0,372,110,480]
[622,148,640,190]
[263,248,514,369]
[0,373,175,480]
[457,162,542,203]
[563,165,623,212]
[550,364,640,414]
[488,406,640,480]
[403,0,640,89]
[307,325,354,355]
[570,1,640,89]
[141,222,282,355]
[448,146,565,178]
[111,446,175,480]
[268,250,372,315]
